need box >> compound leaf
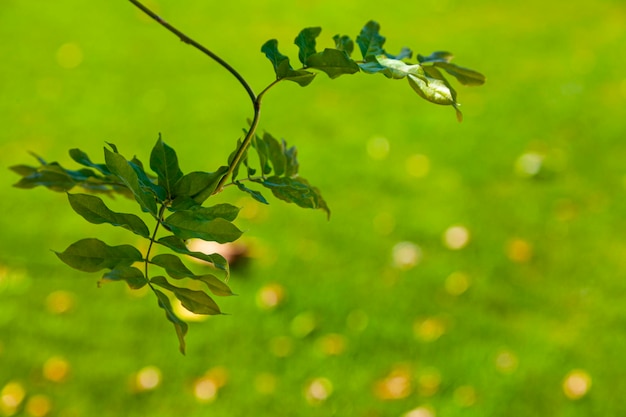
[67,193,150,238]
[153,287,188,355]
[157,235,229,276]
[295,27,321,65]
[150,136,184,197]
[306,48,360,79]
[100,266,147,289]
[164,211,243,243]
[55,238,143,272]
[260,176,330,218]
[173,167,227,203]
[152,276,222,315]
[150,253,194,279]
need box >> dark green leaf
[235,181,269,205]
[55,238,143,272]
[261,39,317,87]
[294,27,321,65]
[67,193,151,238]
[306,48,360,79]
[105,142,119,153]
[194,274,234,297]
[157,236,229,275]
[263,132,286,176]
[69,148,111,175]
[164,211,243,243]
[260,176,330,218]
[417,51,454,64]
[252,134,272,176]
[153,287,188,355]
[333,34,354,56]
[129,158,167,203]
[13,166,76,191]
[386,47,412,60]
[356,21,386,59]
[150,253,194,279]
[173,167,227,202]
[104,148,158,216]
[151,276,222,315]
[100,266,147,289]
[9,164,38,176]
[284,140,299,177]
[150,135,184,197]
[433,62,486,86]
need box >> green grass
[2,0,626,416]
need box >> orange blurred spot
[25,395,52,417]
[316,333,347,356]
[417,368,441,397]
[563,370,591,400]
[43,356,70,383]
[506,239,533,263]
[374,367,412,400]
[256,284,286,310]
[392,241,422,270]
[194,377,218,403]
[1,381,26,415]
[135,366,161,391]
[414,317,446,342]
[445,272,470,296]
[403,406,436,417]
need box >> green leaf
[235,181,269,205]
[387,47,412,60]
[417,51,454,63]
[13,166,76,191]
[151,276,222,315]
[129,158,168,203]
[333,34,354,56]
[284,141,299,177]
[9,164,37,177]
[55,238,143,272]
[433,62,486,86]
[157,236,229,276]
[251,134,272,176]
[150,135,184,197]
[153,288,188,355]
[261,39,316,87]
[408,66,461,120]
[294,27,321,65]
[194,274,234,297]
[104,148,158,216]
[263,132,286,176]
[306,49,360,79]
[164,211,243,243]
[67,193,150,238]
[356,20,386,59]
[100,266,147,289]
[150,254,194,279]
[173,167,227,202]
[374,55,426,80]
[69,148,111,176]
[260,176,330,218]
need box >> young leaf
[261,39,316,87]
[150,135,184,196]
[151,276,222,315]
[235,182,269,205]
[374,55,426,80]
[104,148,158,216]
[67,193,151,238]
[164,211,243,243]
[407,66,460,115]
[295,27,321,65]
[333,34,354,56]
[55,238,143,272]
[306,49,360,79]
[356,21,386,59]
[150,253,195,279]
[153,288,188,355]
[260,176,330,218]
[157,235,229,276]
[100,266,147,289]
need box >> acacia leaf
[100,266,147,289]
[55,238,143,272]
[260,176,330,218]
[150,135,184,197]
[151,276,222,315]
[153,287,188,355]
[164,211,243,243]
[150,253,194,279]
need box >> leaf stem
[128,0,256,107]
[145,203,168,283]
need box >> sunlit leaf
[194,274,234,297]
[67,193,150,237]
[55,238,143,272]
[295,27,321,65]
[306,48,360,79]
[164,210,243,243]
[153,287,188,355]
[260,176,330,218]
[373,55,426,80]
[150,135,184,197]
[100,266,147,289]
[150,253,194,279]
[408,66,459,110]
[333,34,354,56]
[104,148,158,216]
[151,276,222,315]
[157,235,229,276]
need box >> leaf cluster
[262,20,485,121]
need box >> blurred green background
[2,0,626,416]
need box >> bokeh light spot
[1,381,25,414]
[445,272,470,296]
[316,333,347,356]
[403,406,436,417]
[417,368,441,397]
[367,136,390,160]
[506,239,533,263]
[515,152,544,178]
[135,366,161,391]
[45,291,75,315]
[443,225,470,250]
[392,241,422,270]
[56,43,83,69]
[563,370,591,400]
[194,377,218,403]
[414,317,446,342]
[254,373,277,395]
[25,394,52,417]
[43,356,70,383]
[454,385,477,407]
[374,367,412,400]
[304,377,333,405]
[291,311,317,338]
[256,283,285,310]
[495,350,518,374]
[406,154,431,178]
